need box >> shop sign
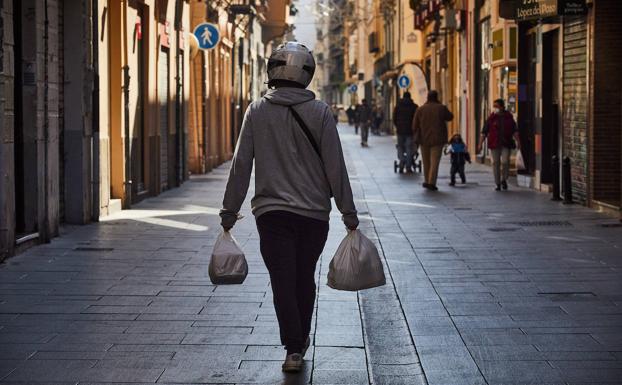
[516,0,558,21]
[560,0,587,16]
[516,0,587,21]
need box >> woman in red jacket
[477,99,521,191]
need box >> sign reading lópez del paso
[517,0,557,20]
[516,0,587,21]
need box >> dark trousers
[450,163,466,184]
[256,211,329,354]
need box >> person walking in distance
[220,42,359,373]
[331,104,340,123]
[372,104,384,135]
[477,98,521,191]
[346,105,355,126]
[412,90,454,190]
[393,92,418,173]
[358,98,372,147]
[353,101,362,135]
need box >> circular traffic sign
[349,84,358,93]
[398,75,411,89]
[193,23,220,50]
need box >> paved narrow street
[1,125,621,385]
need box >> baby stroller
[394,150,422,174]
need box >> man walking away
[346,105,355,126]
[358,99,372,147]
[412,90,454,191]
[354,102,362,135]
[220,42,359,373]
[393,92,418,173]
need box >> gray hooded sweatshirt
[221,87,358,228]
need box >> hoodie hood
[263,87,316,106]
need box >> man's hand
[344,214,359,231]
[220,212,238,232]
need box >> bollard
[562,157,573,204]
[551,155,562,201]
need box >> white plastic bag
[516,150,526,171]
[208,231,248,285]
[327,230,386,291]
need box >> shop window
[509,27,518,60]
[492,28,504,62]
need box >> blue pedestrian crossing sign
[193,23,220,50]
[398,75,411,89]
[349,84,358,93]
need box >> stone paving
[1,124,621,385]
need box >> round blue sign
[193,23,220,50]
[398,75,410,89]
[349,84,358,93]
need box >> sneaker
[449,181,455,186]
[495,185,501,191]
[422,183,430,188]
[501,180,508,190]
[428,185,438,191]
[302,336,311,357]
[282,353,303,373]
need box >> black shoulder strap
[289,105,322,159]
[288,104,334,197]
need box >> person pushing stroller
[392,92,418,173]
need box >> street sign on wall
[349,84,358,93]
[193,23,220,50]
[397,75,410,89]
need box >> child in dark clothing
[445,134,471,186]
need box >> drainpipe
[42,0,49,242]
[92,0,100,221]
[121,0,132,208]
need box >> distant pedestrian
[393,92,418,173]
[372,105,384,135]
[357,99,372,147]
[331,104,340,123]
[346,105,356,125]
[220,42,359,373]
[477,98,521,191]
[353,102,362,135]
[445,134,471,186]
[412,90,454,191]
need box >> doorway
[132,5,148,199]
[13,0,39,240]
[540,29,560,184]
[158,47,170,191]
[517,25,536,175]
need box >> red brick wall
[591,0,622,207]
